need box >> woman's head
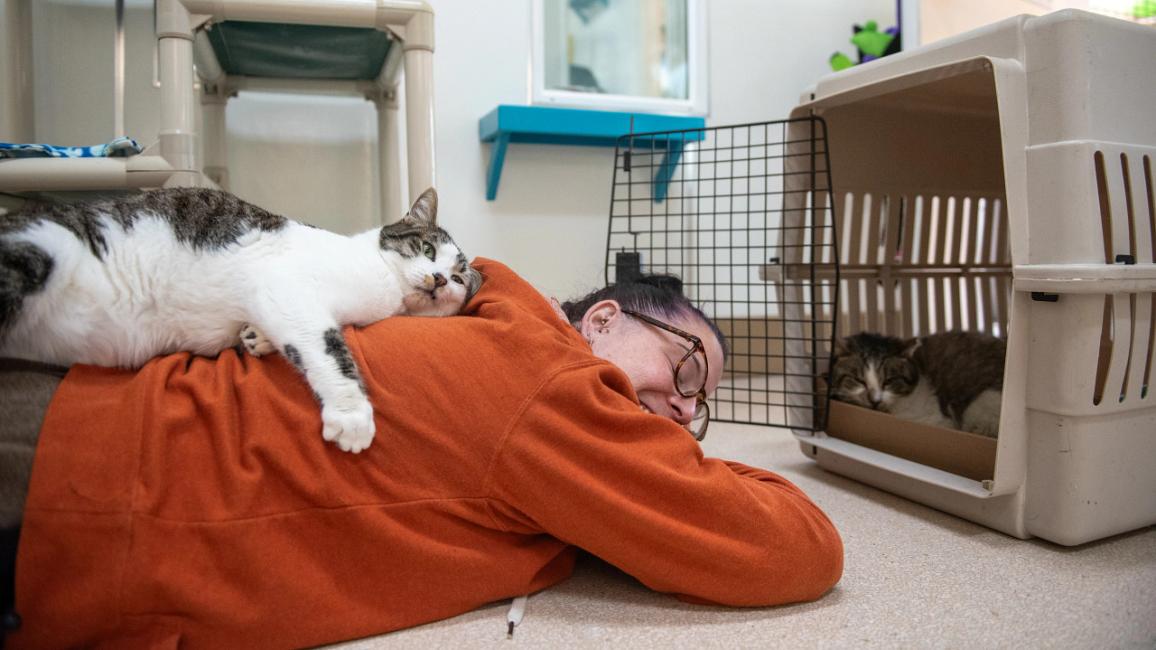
[562,276,728,433]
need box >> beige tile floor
[333,422,1156,649]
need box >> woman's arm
[485,363,843,607]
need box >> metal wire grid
[604,118,839,431]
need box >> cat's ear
[902,337,921,357]
[832,336,850,357]
[407,187,438,225]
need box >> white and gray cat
[828,331,1005,437]
[0,187,481,453]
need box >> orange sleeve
[484,362,844,607]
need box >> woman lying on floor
[0,258,842,648]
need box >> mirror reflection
[542,0,689,100]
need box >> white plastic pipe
[228,76,370,96]
[374,38,405,221]
[157,0,200,182]
[201,93,228,188]
[192,30,225,84]
[177,0,434,44]
[374,31,405,92]
[376,93,402,222]
[0,157,174,191]
[1,0,33,141]
[403,47,435,199]
[114,0,126,138]
[180,0,378,28]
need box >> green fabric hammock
[205,21,393,81]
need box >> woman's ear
[580,300,621,336]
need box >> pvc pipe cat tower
[0,0,435,222]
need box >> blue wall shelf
[478,105,705,201]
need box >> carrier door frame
[788,56,1030,499]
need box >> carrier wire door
[605,118,840,431]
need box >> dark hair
[561,275,729,358]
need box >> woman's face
[581,300,725,427]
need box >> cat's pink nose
[432,273,447,288]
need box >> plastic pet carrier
[605,10,1156,546]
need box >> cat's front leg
[255,320,376,453]
[296,328,375,453]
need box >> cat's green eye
[421,242,435,260]
[451,275,464,285]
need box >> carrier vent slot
[1094,296,1114,405]
[1095,149,1138,265]
[1122,153,1138,262]
[1095,151,1113,263]
[1146,157,1156,400]
[1125,291,1154,404]
[1145,293,1155,400]
[1093,291,1148,405]
[1146,155,1155,263]
[1122,294,1136,401]
[1119,153,1141,403]
[1091,151,1154,405]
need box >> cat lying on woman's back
[828,330,1005,437]
[0,187,480,453]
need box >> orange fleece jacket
[13,258,842,648]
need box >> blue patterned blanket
[0,137,142,159]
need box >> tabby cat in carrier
[828,331,1005,437]
[0,187,481,453]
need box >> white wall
[919,0,1060,44]
[426,0,897,298]
[12,0,896,299]
[0,0,34,141]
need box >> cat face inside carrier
[829,333,919,412]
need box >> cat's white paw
[240,323,276,357]
[321,399,376,453]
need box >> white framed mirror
[531,0,707,115]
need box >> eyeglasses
[621,309,711,441]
